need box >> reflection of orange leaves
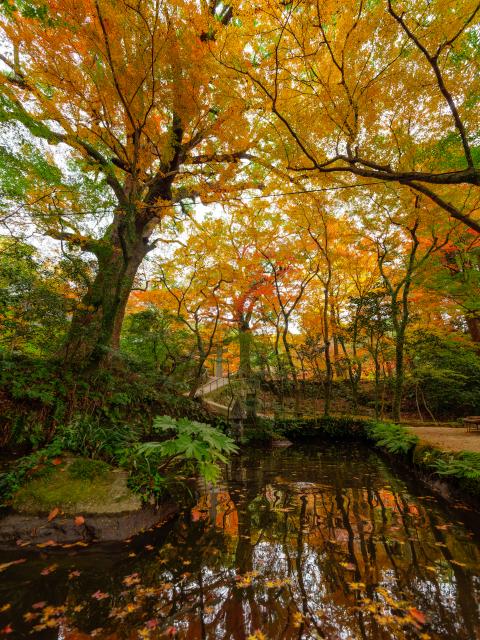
[408,607,426,626]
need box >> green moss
[68,457,110,480]
[12,457,140,514]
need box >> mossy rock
[12,457,142,515]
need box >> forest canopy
[0,0,479,425]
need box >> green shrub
[58,416,139,461]
[0,438,64,507]
[365,422,418,455]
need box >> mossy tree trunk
[63,210,152,365]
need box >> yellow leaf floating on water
[0,559,26,573]
[292,611,303,628]
[247,631,267,640]
[348,582,366,591]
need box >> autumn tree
[0,0,253,365]
[362,193,452,421]
[218,0,480,233]
[152,243,227,396]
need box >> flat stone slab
[0,502,178,546]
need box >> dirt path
[405,425,480,453]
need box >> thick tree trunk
[466,314,480,343]
[63,217,150,365]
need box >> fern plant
[366,422,418,455]
[431,451,480,480]
[123,416,238,499]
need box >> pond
[1,442,480,639]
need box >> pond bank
[0,457,179,546]
[259,416,480,508]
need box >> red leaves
[74,515,85,527]
[91,591,110,601]
[47,507,60,522]
[40,564,58,576]
[51,458,63,466]
[408,607,426,626]
[68,570,81,579]
[0,625,13,635]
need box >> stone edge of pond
[0,501,178,548]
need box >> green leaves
[129,415,238,494]
[366,422,418,455]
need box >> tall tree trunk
[282,321,300,416]
[466,314,480,343]
[392,329,405,423]
[238,319,252,378]
[63,215,150,365]
[323,289,333,416]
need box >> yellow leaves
[292,611,303,628]
[347,581,366,591]
[235,571,259,587]
[247,631,268,640]
[0,559,26,573]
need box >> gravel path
[405,425,480,453]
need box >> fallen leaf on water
[41,564,58,576]
[451,560,467,567]
[340,562,356,571]
[0,559,26,573]
[408,607,426,626]
[91,591,110,601]
[0,625,13,635]
[32,602,46,610]
[36,540,58,548]
[122,573,140,587]
[68,570,81,579]
[74,515,85,526]
[47,508,60,522]
[0,605,10,613]
[15,539,30,547]
[23,612,39,622]
[145,619,158,629]
[348,582,366,591]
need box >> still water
[1,442,480,639]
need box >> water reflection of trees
[21,445,480,639]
